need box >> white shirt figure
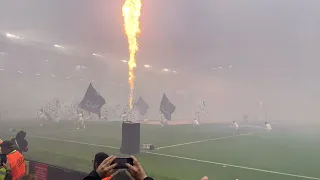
[53,116,60,124]
[195,111,200,122]
[52,111,60,124]
[193,118,200,127]
[38,109,46,120]
[159,113,166,126]
[101,110,108,122]
[144,118,148,123]
[38,108,47,127]
[122,105,130,122]
[193,111,200,127]
[77,111,86,129]
[122,110,128,122]
[265,122,272,131]
[233,121,239,130]
[78,112,83,121]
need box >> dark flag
[80,83,105,118]
[134,96,149,115]
[160,93,176,121]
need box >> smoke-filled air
[0,1,319,180]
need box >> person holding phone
[86,152,113,180]
[83,155,153,180]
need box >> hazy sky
[1,0,319,68]
[1,0,320,120]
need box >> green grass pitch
[1,120,320,180]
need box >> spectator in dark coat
[85,152,113,180]
[11,131,28,153]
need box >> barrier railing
[25,159,135,180]
[26,159,87,180]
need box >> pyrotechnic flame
[122,0,142,109]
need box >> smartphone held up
[112,157,133,169]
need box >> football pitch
[1,120,320,180]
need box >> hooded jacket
[11,131,28,153]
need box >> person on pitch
[77,109,86,129]
[121,105,129,122]
[265,122,272,132]
[193,117,200,127]
[233,121,239,132]
[37,107,47,127]
[143,118,148,123]
[101,110,108,122]
[53,115,60,124]
[195,111,200,122]
[159,112,166,127]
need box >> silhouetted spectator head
[93,152,109,170]
[12,131,28,153]
[16,131,27,140]
[0,141,15,154]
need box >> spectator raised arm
[125,156,153,180]
[83,155,117,180]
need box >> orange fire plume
[122,0,142,109]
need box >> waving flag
[43,98,61,121]
[134,96,149,115]
[198,100,208,114]
[80,83,105,118]
[160,93,176,121]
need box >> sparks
[122,0,142,109]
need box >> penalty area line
[28,135,119,150]
[145,152,320,180]
[156,133,254,150]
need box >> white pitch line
[28,135,119,150]
[156,133,254,150]
[145,152,320,180]
[27,134,320,179]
